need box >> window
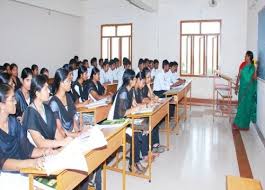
[101,24,132,64]
[180,20,221,76]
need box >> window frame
[100,23,133,65]
[180,20,222,78]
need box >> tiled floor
[105,106,243,190]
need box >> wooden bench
[226,176,263,190]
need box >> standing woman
[83,67,108,101]
[49,68,80,137]
[10,63,22,91]
[0,84,53,190]
[233,51,257,130]
[15,68,32,118]
[23,75,72,148]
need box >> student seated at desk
[0,84,54,190]
[169,61,185,86]
[109,59,118,82]
[49,68,80,138]
[31,64,39,76]
[15,68,32,118]
[23,75,72,148]
[151,59,160,79]
[40,67,49,78]
[84,67,109,101]
[10,63,22,91]
[117,58,132,89]
[72,65,89,103]
[135,58,144,74]
[100,60,113,84]
[0,72,14,87]
[111,69,146,173]
[136,70,165,154]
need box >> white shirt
[153,70,171,91]
[100,69,113,84]
[72,69,78,82]
[151,68,160,79]
[170,70,180,84]
[87,67,92,78]
[110,69,118,81]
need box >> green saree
[234,63,257,129]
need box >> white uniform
[170,70,180,84]
[153,70,171,91]
[87,67,92,78]
[110,69,118,81]
[100,69,113,84]
[151,68,160,79]
[72,69,78,82]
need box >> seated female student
[0,72,14,87]
[49,68,81,138]
[135,70,165,154]
[15,68,32,118]
[40,68,49,78]
[0,84,54,190]
[22,75,72,148]
[10,63,22,91]
[111,69,146,174]
[83,67,109,101]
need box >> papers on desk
[131,104,159,114]
[85,98,108,108]
[43,128,107,175]
[96,118,130,130]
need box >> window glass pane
[201,22,220,34]
[182,22,200,34]
[117,25,131,36]
[102,26,115,36]
[194,36,204,75]
[102,38,110,60]
[181,36,192,74]
[121,37,130,60]
[207,35,217,75]
[111,37,119,59]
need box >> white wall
[0,0,82,76]
[247,0,265,136]
[81,0,248,99]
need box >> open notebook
[43,127,107,175]
[85,97,109,108]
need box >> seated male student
[153,60,171,98]
[117,58,132,89]
[100,60,113,84]
[152,59,160,80]
[69,58,78,82]
[135,58,144,74]
[90,57,98,69]
[98,58,104,71]
[109,59,118,82]
[83,59,92,77]
[169,61,186,86]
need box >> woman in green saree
[233,51,257,130]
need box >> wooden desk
[164,80,192,134]
[21,123,129,190]
[77,104,111,125]
[106,83,118,94]
[108,99,170,182]
[226,176,263,190]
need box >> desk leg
[103,162,107,190]
[166,104,170,150]
[29,174,34,190]
[175,98,179,135]
[132,120,135,173]
[122,128,126,190]
[148,119,152,182]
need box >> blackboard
[258,7,265,80]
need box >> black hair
[154,59,159,64]
[31,64,38,71]
[69,58,77,67]
[77,65,88,79]
[174,61,179,66]
[10,63,18,70]
[30,75,47,100]
[0,72,12,85]
[90,67,100,80]
[3,63,10,70]
[91,57,97,64]
[99,58,103,63]
[40,68,49,75]
[162,60,169,68]
[102,60,109,67]
[0,66,5,72]
[138,58,144,66]
[109,59,115,66]
[246,51,254,62]
[114,58,119,63]
[52,68,69,94]
[136,71,145,80]
[123,58,131,66]
[83,59,88,63]
[122,69,135,87]
[144,58,149,64]
[0,84,13,103]
[142,67,151,78]
[74,55,79,60]
[21,67,33,80]
[169,61,175,68]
